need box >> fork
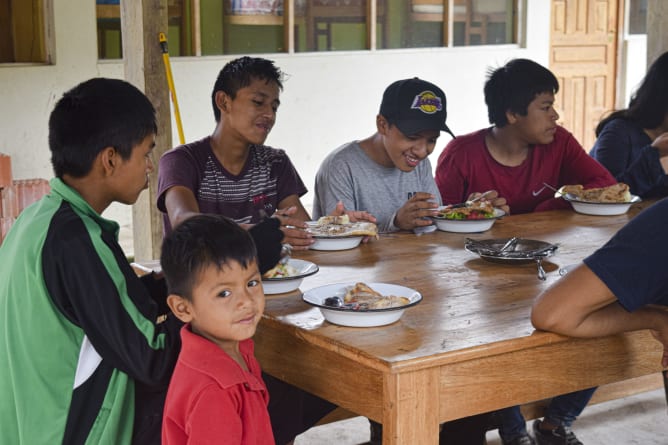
[450,190,495,209]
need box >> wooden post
[121,0,173,261]
[646,0,668,68]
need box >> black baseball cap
[379,77,456,139]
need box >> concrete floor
[294,388,667,444]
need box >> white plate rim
[263,259,319,282]
[302,282,423,313]
[432,207,506,222]
[304,221,371,239]
[309,236,363,251]
[562,194,641,205]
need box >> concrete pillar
[646,0,668,67]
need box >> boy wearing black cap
[313,78,456,232]
[314,78,500,443]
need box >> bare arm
[163,185,203,229]
[394,192,439,230]
[275,194,313,251]
[531,263,668,366]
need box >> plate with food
[432,201,505,233]
[558,183,641,216]
[302,282,422,327]
[262,259,319,295]
[306,215,378,251]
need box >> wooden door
[550,0,619,151]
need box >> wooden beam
[367,0,377,50]
[285,0,295,53]
[122,0,173,261]
[191,0,201,55]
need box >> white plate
[309,236,363,251]
[302,282,422,327]
[262,259,319,295]
[305,221,365,251]
[564,194,641,216]
[131,260,162,276]
[432,208,505,233]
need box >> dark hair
[211,56,285,122]
[595,51,668,136]
[48,78,157,178]
[160,214,258,300]
[484,58,560,127]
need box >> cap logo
[410,91,443,115]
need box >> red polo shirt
[162,325,274,444]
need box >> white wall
[0,0,555,254]
[619,34,648,108]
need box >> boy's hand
[249,217,284,274]
[331,201,377,223]
[330,201,377,243]
[467,190,510,214]
[271,206,313,250]
[394,192,439,230]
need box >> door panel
[550,0,619,151]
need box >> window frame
[0,0,52,64]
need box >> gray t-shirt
[313,141,442,232]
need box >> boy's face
[508,92,560,145]
[378,116,440,172]
[219,77,280,146]
[112,134,156,205]
[169,260,264,356]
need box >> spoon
[450,190,495,208]
[498,237,519,255]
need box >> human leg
[263,372,337,445]
[542,387,597,427]
[438,412,493,445]
[532,387,596,445]
[496,406,533,445]
[132,382,168,445]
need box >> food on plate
[437,200,495,220]
[308,216,378,238]
[340,282,410,310]
[263,262,299,279]
[559,183,632,203]
[316,215,351,225]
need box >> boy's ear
[99,146,118,176]
[505,110,518,125]
[166,294,194,323]
[376,115,389,135]
[215,91,230,113]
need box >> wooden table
[255,201,664,444]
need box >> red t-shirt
[162,325,274,445]
[435,127,616,214]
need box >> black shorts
[263,372,337,445]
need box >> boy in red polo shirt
[161,214,274,445]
